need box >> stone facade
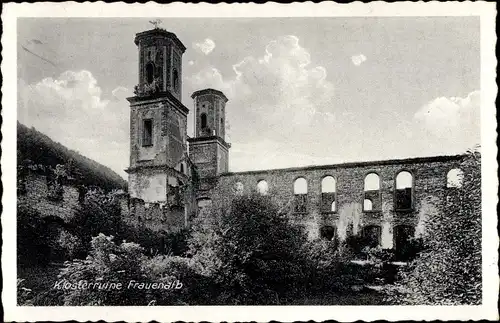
[124,27,469,249]
[213,155,465,247]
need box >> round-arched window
[293,177,308,194]
[321,176,336,193]
[364,173,380,191]
[396,171,413,189]
[257,180,269,195]
[395,171,413,210]
[447,168,464,188]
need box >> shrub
[386,149,482,305]
[17,204,78,265]
[142,255,217,305]
[57,234,151,305]
[304,239,348,291]
[68,189,124,257]
[188,192,310,304]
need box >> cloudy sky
[17,17,480,178]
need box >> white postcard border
[2,2,498,321]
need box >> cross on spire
[149,19,162,29]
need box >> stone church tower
[123,25,231,230]
[126,27,192,212]
[188,89,231,199]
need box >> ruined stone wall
[215,155,465,248]
[118,192,191,234]
[17,172,82,221]
[18,169,191,234]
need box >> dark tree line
[17,122,127,191]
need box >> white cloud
[193,38,216,55]
[351,54,367,66]
[111,86,130,101]
[186,37,479,172]
[186,35,342,171]
[188,60,195,66]
[18,70,130,178]
[414,90,480,153]
[188,35,336,135]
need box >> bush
[17,204,81,265]
[304,239,350,291]
[69,189,189,258]
[188,192,310,304]
[66,189,124,258]
[57,234,151,305]
[386,149,482,305]
[55,233,209,306]
[142,255,217,305]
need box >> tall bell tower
[126,25,191,209]
[188,89,230,197]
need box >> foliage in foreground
[188,192,311,304]
[386,149,482,305]
[54,234,206,306]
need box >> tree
[388,148,481,305]
[188,191,310,304]
[17,204,53,266]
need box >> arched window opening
[234,182,244,196]
[146,62,155,84]
[200,113,207,129]
[321,176,336,213]
[395,171,413,210]
[447,168,464,188]
[364,173,381,211]
[394,225,416,261]
[293,177,307,213]
[173,69,179,91]
[362,225,381,248]
[294,177,308,194]
[180,163,184,174]
[320,226,337,242]
[321,176,336,193]
[257,180,269,195]
[364,199,373,211]
[364,173,380,190]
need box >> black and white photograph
[2,2,498,322]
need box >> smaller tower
[188,89,230,196]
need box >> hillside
[17,122,127,191]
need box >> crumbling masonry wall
[215,155,465,248]
[17,171,82,221]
